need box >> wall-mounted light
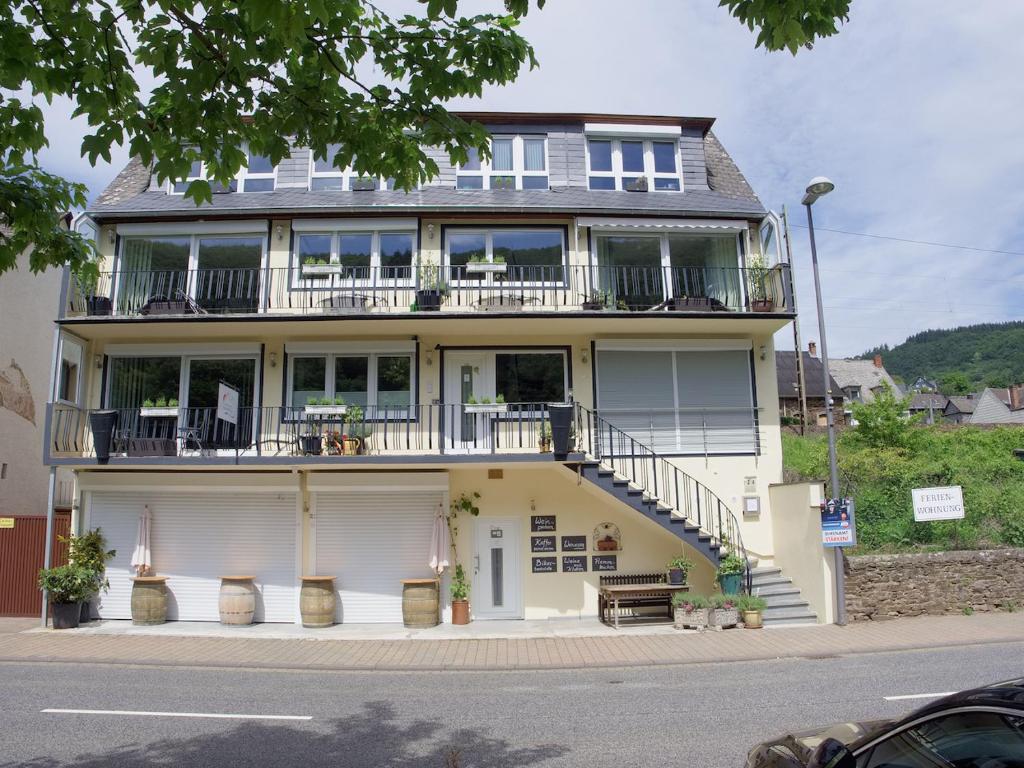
[107,229,115,245]
[427,223,435,240]
[94,354,103,369]
[580,347,589,365]
[275,224,284,241]
[759,345,767,361]
[269,352,278,368]
[425,351,433,367]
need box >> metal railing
[63,263,792,318]
[595,407,762,456]
[575,404,752,592]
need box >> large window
[309,144,399,191]
[457,136,548,190]
[495,353,566,403]
[593,231,742,310]
[595,346,756,454]
[288,352,413,411]
[170,147,274,194]
[445,228,565,284]
[294,229,415,282]
[586,138,681,191]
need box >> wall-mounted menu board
[561,535,587,552]
[532,556,557,573]
[531,535,556,553]
[531,515,556,532]
[562,555,587,573]
[592,555,618,572]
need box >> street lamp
[802,175,847,626]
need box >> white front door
[473,518,522,619]
[444,352,494,451]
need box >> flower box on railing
[302,264,340,277]
[303,405,348,419]
[139,406,179,418]
[463,403,508,414]
[465,262,508,275]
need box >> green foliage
[671,591,709,610]
[710,593,739,609]
[860,322,1024,390]
[737,594,767,612]
[667,555,694,573]
[716,552,746,577]
[719,0,851,54]
[61,528,116,596]
[746,253,769,300]
[848,383,919,449]
[38,564,95,604]
[939,371,973,396]
[783,426,1024,553]
[450,563,470,601]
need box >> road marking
[41,708,311,721]
[883,692,955,701]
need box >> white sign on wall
[912,486,965,522]
[216,382,239,425]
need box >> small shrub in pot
[39,565,95,629]
[666,555,693,586]
[709,593,740,629]
[672,592,710,630]
[737,594,767,629]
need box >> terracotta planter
[597,537,618,551]
[538,438,551,453]
[750,299,774,312]
[451,599,470,625]
[742,609,763,629]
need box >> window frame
[585,137,683,192]
[56,335,84,406]
[442,226,568,288]
[291,227,417,286]
[237,148,277,193]
[286,351,416,415]
[456,135,549,191]
[169,146,276,194]
[308,145,394,191]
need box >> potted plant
[343,405,370,454]
[465,254,508,275]
[547,402,575,459]
[350,176,377,191]
[669,294,714,311]
[672,592,710,630]
[709,593,740,630]
[140,395,179,418]
[302,257,338,277]
[89,409,118,464]
[79,268,112,316]
[450,564,471,625]
[538,422,552,453]
[298,432,323,455]
[624,176,649,192]
[61,528,116,623]
[39,565,95,629]
[581,290,612,311]
[746,254,774,312]
[304,395,347,419]
[737,594,767,629]
[464,394,508,414]
[717,552,746,595]
[415,255,448,311]
[666,555,693,586]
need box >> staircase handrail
[574,404,752,594]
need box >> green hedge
[782,426,1024,553]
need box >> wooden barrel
[401,579,439,628]
[131,577,168,625]
[219,576,256,625]
[300,577,336,628]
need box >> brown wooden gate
[0,514,71,616]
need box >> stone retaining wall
[845,549,1024,621]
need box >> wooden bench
[598,573,689,628]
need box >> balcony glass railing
[63,264,792,318]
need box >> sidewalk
[1,613,1021,672]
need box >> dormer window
[586,138,681,192]
[310,144,394,191]
[456,136,548,190]
[169,147,275,194]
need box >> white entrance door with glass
[473,518,522,619]
[443,349,568,453]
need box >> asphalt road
[0,640,1021,768]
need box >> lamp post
[802,175,847,626]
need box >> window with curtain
[288,353,414,412]
[456,136,548,190]
[594,235,664,309]
[667,234,742,309]
[447,229,565,283]
[117,237,191,314]
[195,236,263,312]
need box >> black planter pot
[668,568,685,586]
[51,602,81,630]
[415,290,443,311]
[79,600,92,623]
[89,410,118,464]
[547,403,575,460]
[86,296,113,316]
[299,434,323,455]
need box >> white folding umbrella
[429,505,450,576]
[130,505,153,576]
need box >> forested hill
[859,322,1024,388]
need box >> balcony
[46,403,764,465]
[62,264,793,320]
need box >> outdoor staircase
[749,566,818,626]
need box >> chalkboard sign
[532,556,557,573]
[592,555,618,572]
[531,515,556,532]
[561,535,587,552]
[562,555,587,573]
[531,535,556,553]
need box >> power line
[789,223,1024,257]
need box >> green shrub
[716,552,746,577]
[711,594,739,609]
[737,594,767,612]
[38,565,95,604]
[667,555,694,574]
[671,592,709,610]
[450,564,470,601]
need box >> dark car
[745,678,1024,768]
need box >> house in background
[829,355,901,423]
[44,110,836,628]
[908,393,949,425]
[776,341,844,426]
[909,376,939,393]
[968,385,1024,425]
[943,395,978,424]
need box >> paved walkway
[1,613,1021,672]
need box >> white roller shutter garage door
[314,490,442,623]
[89,490,298,622]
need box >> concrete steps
[750,566,818,626]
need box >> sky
[35,0,1024,358]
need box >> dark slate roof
[945,396,978,415]
[909,393,949,411]
[87,184,766,220]
[776,351,843,400]
[94,157,151,205]
[705,131,761,202]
